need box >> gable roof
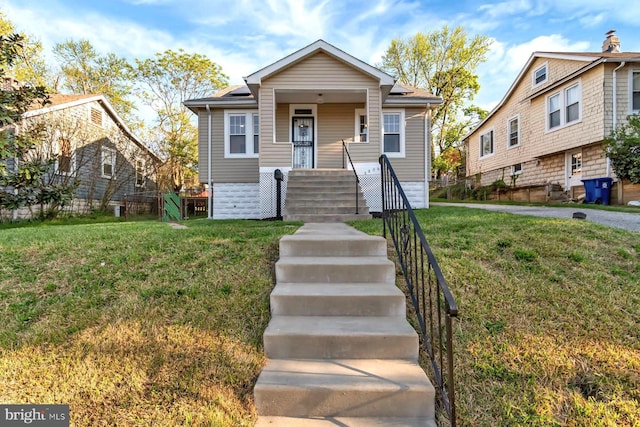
[466,50,640,139]
[24,94,162,164]
[244,39,395,88]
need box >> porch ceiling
[275,89,366,104]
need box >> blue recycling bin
[581,177,613,205]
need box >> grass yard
[1,207,638,426]
[352,207,640,426]
[0,217,299,426]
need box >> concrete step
[276,256,394,283]
[283,213,372,223]
[289,169,353,176]
[256,417,437,427]
[263,316,418,359]
[270,283,406,316]
[285,197,368,207]
[254,358,434,417]
[285,205,370,215]
[280,232,386,257]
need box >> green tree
[605,115,640,184]
[133,49,228,191]
[0,33,77,216]
[381,25,491,158]
[53,40,136,123]
[0,12,52,88]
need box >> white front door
[565,150,582,189]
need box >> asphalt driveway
[431,202,640,233]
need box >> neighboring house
[184,39,442,219]
[3,93,161,219]
[464,31,640,203]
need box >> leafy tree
[0,13,52,88]
[381,25,491,161]
[0,33,77,216]
[53,40,136,123]
[133,49,228,191]
[605,115,640,184]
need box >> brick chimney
[602,30,621,53]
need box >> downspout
[609,61,626,177]
[425,103,431,209]
[206,104,213,219]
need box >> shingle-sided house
[184,40,442,219]
[464,31,640,203]
[3,93,161,219]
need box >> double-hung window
[224,111,259,158]
[507,116,520,148]
[548,94,561,129]
[382,110,405,157]
[480,129,494,158]
[632,70,640,112]
[547,82,581,131]
[101,147,116,178]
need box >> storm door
[292,117,314,168]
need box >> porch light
[316,93,324,104]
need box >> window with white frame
[382,110,404,156]
[547,82,581,131]
[565,84,580,123]
[548,93,561,129]
[135,159,145,187]
[508,116,520,148]
[224,111,258,158]
[632,70,640,112]
[533,63,548,87]
[101,147,116,178]
[253,114,259,154]
[480,129,494,157]
[510,163,523,176]
[354,109,367,142]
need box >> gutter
[609,61,626,177]
[206,104,213,219]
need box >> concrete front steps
[284,169,371,222]
[254,223,435,427]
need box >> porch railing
[379,154,459,426]
[341,139,360,215]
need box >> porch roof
[184,83,441,111]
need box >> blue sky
[1,0,640,112]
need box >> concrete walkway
[431,202,640,232]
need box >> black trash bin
[582,177,613,205]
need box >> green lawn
[352,207,640,426]
[1,209,638,426]
[0,217,299,426]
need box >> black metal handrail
[379,154,459,426]
[342,139,360,215]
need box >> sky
[1,0,640,114]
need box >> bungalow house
[2,93,161,219]
[464,31,640,204]
[184,40,442,219]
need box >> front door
[566,150,582,189]
[292,117,314,168]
